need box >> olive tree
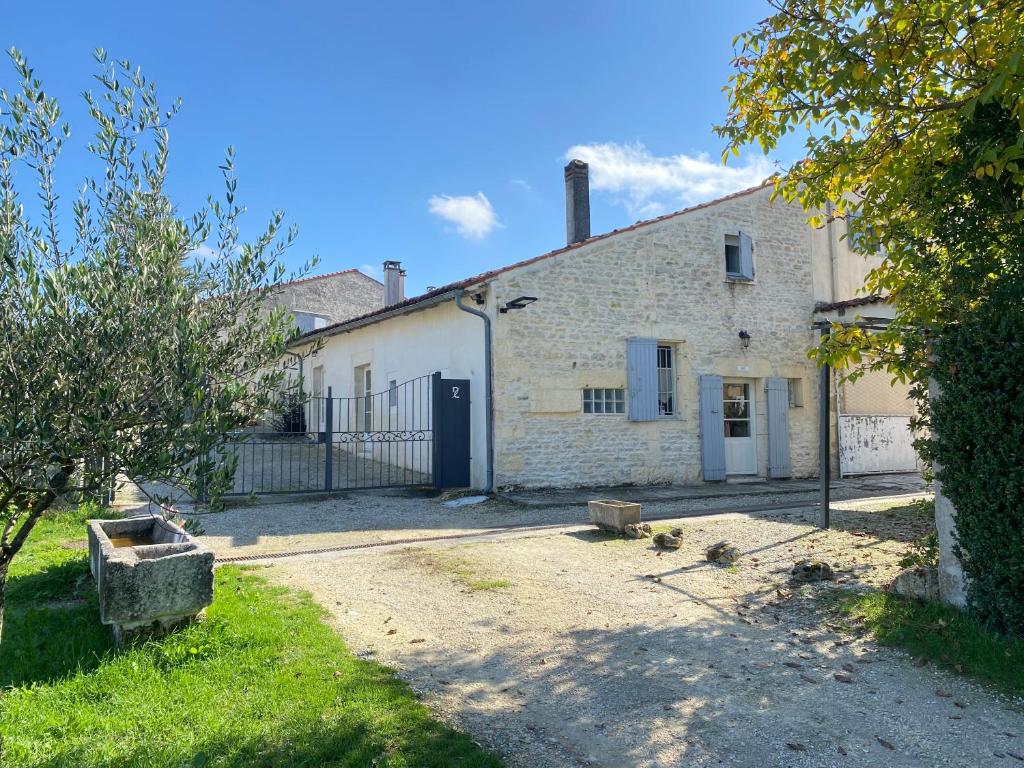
[0,49,313,642]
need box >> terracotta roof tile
[813,295,888,313]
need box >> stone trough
[588,499,642,533]
[87,516,214,645]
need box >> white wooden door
[723,380,757,475]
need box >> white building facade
[290,166,915,491]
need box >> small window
[657,345,675,416]
[388,379,398,407]
[724,231,754,280]
[787,378,804,408]
[724,234,741,276]
[583,388,625,415]
[293,310,329,334]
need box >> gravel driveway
[258,498,1024,768]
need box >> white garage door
[838,414,918,476]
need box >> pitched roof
[293,181,772,345]
[279,267,382,288]
[813,294,887,313]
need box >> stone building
[289,162,916,491]
[267,268,384,333]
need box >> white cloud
[427,192,501,239]
[187,244,222,262]
[564,142,776,218]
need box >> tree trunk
[0,560,7,648]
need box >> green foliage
[0,47,321,630]
[930,292,1024,634]
[179,516,207,537]
[0,509,503,767]
[271,390,309,434]
[830,589,1024,696]
[721,1,1024,632]
[898,531,940,570]
[719,0,1024,390]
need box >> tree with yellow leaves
[719,0,1024,632]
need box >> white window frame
[583,388,625,415]
[787,378,804,408]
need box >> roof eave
[289,287,463,347]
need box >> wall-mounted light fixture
[738,329,751,350]
[499,296,538,314]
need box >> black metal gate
[225,373,469,495]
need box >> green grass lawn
[828,589,1024,696]
[0,506,503,768]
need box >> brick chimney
[383,260,406,306]
[564,159,591,246]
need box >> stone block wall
[486,187,822,489]
[269,269,383,326]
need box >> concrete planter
[87,516,214,645]
[588,499,642,533]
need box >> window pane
[583,388,624,414]
[656,345,675,416]
[725,420,751,438]
[725,244,741,274]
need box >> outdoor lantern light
[738,329,751,349]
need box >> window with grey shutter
[699,375,726,481]
[766,377,791,478]
[626,337,659,421]
[738,230,754,280]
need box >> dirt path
[267,503,1024,768]
[189,477,925,560]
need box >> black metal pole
[324,387,334,492]
[818,328,831,529]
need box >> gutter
[825,200,840,303]
[454,288,494,493]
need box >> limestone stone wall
[486,187,823,489]
[809,199,886,305]
[840,368,916,417]
[268,269,383,326]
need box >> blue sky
[3,1,800,294]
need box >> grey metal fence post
[324,387,334,492]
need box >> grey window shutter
[738,230,754,280]
[626,337,659,421]
[699,374,726,481]
[766,377,791,478]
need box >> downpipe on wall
[454,288,494,493]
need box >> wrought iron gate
[225,373,467,495]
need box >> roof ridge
[294,181,772,344]
[283,268,383,288]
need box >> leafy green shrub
[271,391,308,435]
[932,289,1024,634]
